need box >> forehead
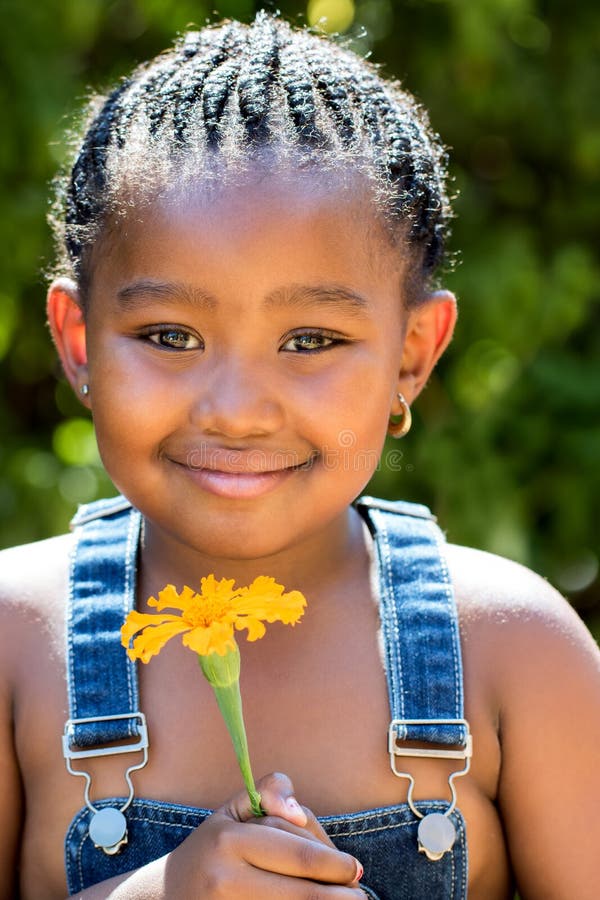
[89,166,407,307]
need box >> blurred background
[0,0,598,634]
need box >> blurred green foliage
[0,0,598,630]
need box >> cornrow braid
[176,24,242,146]
[236,13,281,144]
[306,57,358,148]
[63,77,133,266]
[202,56,242,148]
[371,80,445,265]
[195,22,247,148]
[310,44,447,273]
[51,12,451,303]
[279,41,324,148]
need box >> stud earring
[388,392,412,438]
[80,383,90,397]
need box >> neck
[138,505,369,604]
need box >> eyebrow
[116,280,217,310]
[264,284,370,315]
[116,279,370,315]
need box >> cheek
[298,352,396,464]
[85,339,176,462]
[326,344,398,417]
[87,328,174,409]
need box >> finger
[244,870,366,897]
[300,806,338,848]
[239,823,361,885]
[216,865,366,900]
[248,810,337,850]
[247,814,327,848]
[218,771,308,827]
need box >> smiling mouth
[171,455,317,499]
[187,459,316,474]
[180,447,318,474]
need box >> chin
[170,516,296,563]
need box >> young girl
[1,12,598,898]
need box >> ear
[396,290,457,403]
[47,278,90,406]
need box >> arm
[0,621,24,899]
[0,537,75,900]
[495,580,600,898]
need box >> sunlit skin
[0,171,598,898]
[51,174,455,592]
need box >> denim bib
[63,495,470,898]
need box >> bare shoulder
[0,532,73,600]
[445,543,600,897]
[445,541,599,661]
[0,535,73,891]
[444,541,600,720]
[0,534,74,677]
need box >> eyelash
[138,326,345,354]
[280,330,345,354]
[140,327,203,351]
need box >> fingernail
[354,859,364,882]
[286,797,307,823]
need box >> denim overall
[63,495,471,898]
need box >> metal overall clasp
[388,718,473,861]
[62,712,149,855]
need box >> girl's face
[54,172,454,565]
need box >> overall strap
[356,496,468,748]
[65,495,143,750]
[64,491,466,752]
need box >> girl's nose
[188,356,286,439]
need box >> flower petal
[235,578,306,626]
[265,590,306,625]
[124,574,306,661]
[200,574,237,601]
[183,620,237,656]
[126,619,190,663]
[234,616,266,642]
[121,610,183,647]
[149,584,197,613]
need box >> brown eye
[147,329,202,350]
[281,332,337,353]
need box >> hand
[223,770,345,853]
[164,772,365,898]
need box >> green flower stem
[199,645,264,817]
[211,680,263,817]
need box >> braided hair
[50,12,450,306]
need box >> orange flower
[121,574,306,662]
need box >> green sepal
[198,643,241,687]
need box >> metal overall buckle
[62,712,149,855]
[388,718,473,861]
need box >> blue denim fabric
[64,496,469,898]
[66,496,142,749]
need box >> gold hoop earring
[388,392,412,438]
